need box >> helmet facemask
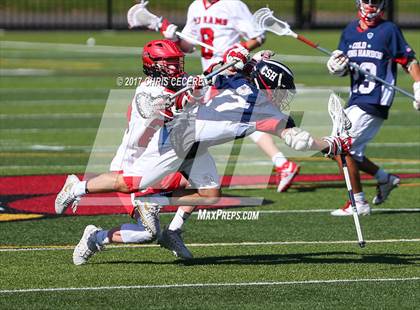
[357,0,385,26]
[153,57,184,77]
[272,87,296,111]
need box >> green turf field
[1,31,420,308]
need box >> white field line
[1,40,329,63]
[0,141,419,151]
[0,277,419,294]
[0,113,114,119]
[1,165,420,173]
[0,68,55,76]
[1,238,419,252]
[0,99,105,105]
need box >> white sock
[354,192,366,205]
[374,169,389,183]
[72,181,87,197]
[168,208,191,231]
[272,152,288,167]
[95,230,110,245]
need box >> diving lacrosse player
[56,41,351,264]
[327,0,420,216]
[128,0,300,194]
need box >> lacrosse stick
[254,8,415,101]
[128,1,217,52]
[328,93,366,248]
[136,60,238,118]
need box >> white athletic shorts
[123,129,220,190]
[345,105,384,162]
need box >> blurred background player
[326,0,420,216]
[128,0,300,194]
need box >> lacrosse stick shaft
[175,31,217,52]
[341,154,366,248]
[170,60,238,99]
[292,33,415,100]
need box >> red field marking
[1,173,419,216]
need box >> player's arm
[240,36,265,51]
[407,58,420,110]
[279,127,352,157]
[127,2,195,53]
[231,1,265,52]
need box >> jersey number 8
[200,28,215,59]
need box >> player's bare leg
[330,154,370,216]
[250,132,300,192]
[55,172,138,214]
[357,156,400,205]
[73,209,156,265]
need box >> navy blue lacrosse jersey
[338,20,415,119]
[194,73,292,146]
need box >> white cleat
[158,227,193,260]
[55,174,80,214]
[331,200,371,217]
[274,161,300,192]
[133,200,160,237]
[372,174,400,205]
[73,225,103,266]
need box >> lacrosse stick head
[127,1,161,30]
[135,92,172,119]
[253,8,294,37]
[328,93,352,137]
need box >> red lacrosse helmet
[142,40,184,77]
[356,0,385,27]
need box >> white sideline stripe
[1,40,329,63]
[0,99,105,105]
[0,68,55,76]
[1,239,419,252]
[0,113,116,119]
[189,208,420,214]
[0,277,419,294]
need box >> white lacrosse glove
[161,22,178,41]
[127,1,162,31]
[413,81,420,111]
[223,43,250,71]
[327,50,349,76]
[281,127,314,152]
[251,50,275,62]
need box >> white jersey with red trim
[181,0,263,70]
[109,82,171,172]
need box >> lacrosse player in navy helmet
[327,0,420,216]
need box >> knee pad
[120,223,155,243]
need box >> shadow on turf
[97,252,420,266]
[178,252,420,266]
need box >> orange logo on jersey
[193,16,228,25]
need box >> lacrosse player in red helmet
[128,0,300,196]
